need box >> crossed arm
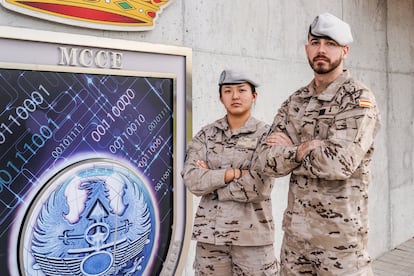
[265,132,321,162]
[196,160,247,183]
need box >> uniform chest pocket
[205,139,227,168]
[235,137,258,167]
[314,115,334,139]
[334,110,361,141]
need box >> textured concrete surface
[373,237,414,276]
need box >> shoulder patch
[358,99,373,108]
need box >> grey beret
[309,13,353,45]
[218,69,259,87]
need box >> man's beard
[308,55,342,74]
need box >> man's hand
[296,140,322,161]
[266,132,293,146]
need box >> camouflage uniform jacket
[259,70,381,252]
[181,116,275,246]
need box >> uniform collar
[214,115,259,134]
[308,70,350,101]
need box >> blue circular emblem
[18,158,158,276]
[81,251,113,275]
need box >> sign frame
[0,26,192,276]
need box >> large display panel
[0,27,192,276]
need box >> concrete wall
[386,0,414,248]
[1,0,413,275]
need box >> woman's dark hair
[219,83,256,97]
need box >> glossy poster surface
[0,68,176,275]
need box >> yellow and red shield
[1,0,172,31]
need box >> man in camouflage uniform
[258,13,381,275]
[182,70,279,275]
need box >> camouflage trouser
[194,242,279,276]
[280,234,373,276]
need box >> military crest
[0,0,172,31]
[18,159,158,275]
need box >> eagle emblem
[19,159,157,275]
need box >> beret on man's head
[309,12,353,46]
[218,69,259,88]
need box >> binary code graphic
[0,68,174,275]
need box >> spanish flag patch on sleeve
[358,99,373,108]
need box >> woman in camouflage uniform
[181,69,279,275]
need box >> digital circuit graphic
[0,68,174,275]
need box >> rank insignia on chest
[318,105,339,116]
